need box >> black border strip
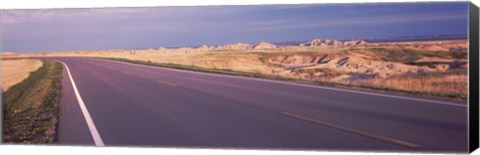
[469,1,479,153]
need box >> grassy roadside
[97,57,465,101]
[2,60,63,143]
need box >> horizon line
[2,33,468,54]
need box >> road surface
[51,57,468,152]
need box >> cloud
[244,13,467,31]
[1,17,18,24]
[1,8,152,25]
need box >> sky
[0,2,469,53]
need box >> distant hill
[273,34,467,46]
[362,34,467,43]
[117,34,468,50]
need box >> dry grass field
[1,59,43,92]
[2,60,63,143]
[8,39,468,99]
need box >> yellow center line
[156,80,177,87]
[281,112,420,149]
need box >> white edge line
[99,58,467,108]
[59,61,105,146]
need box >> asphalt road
[51,57,468,152]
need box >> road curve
[51,57,467,152]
